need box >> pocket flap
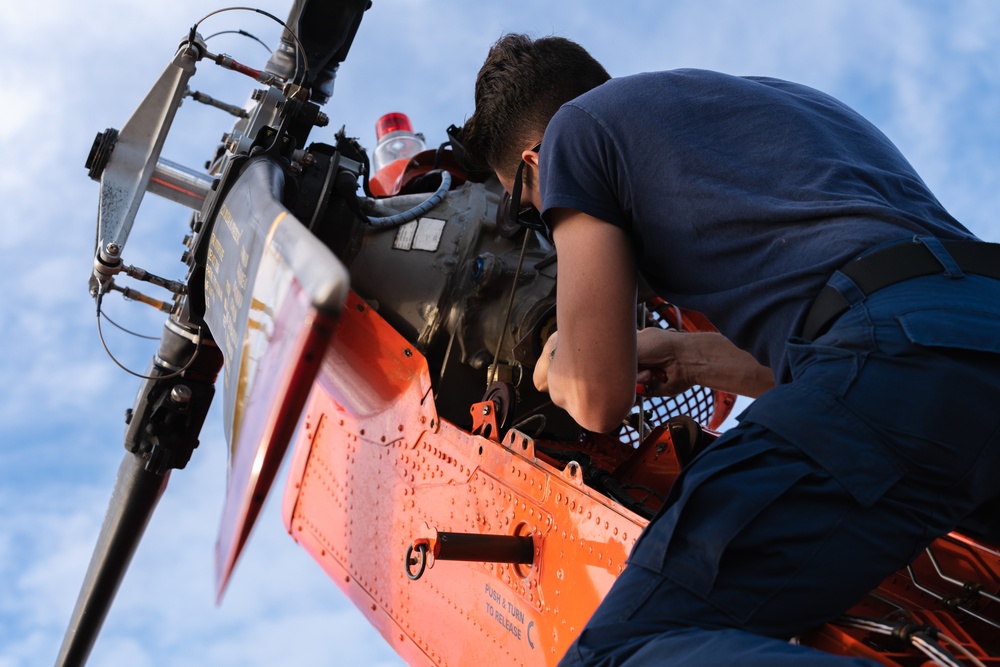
[897,308,1000,354]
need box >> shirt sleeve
[539,103,632,231]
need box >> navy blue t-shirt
[539,69,975,381]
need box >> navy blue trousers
[562,244,1000,665]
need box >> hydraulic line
[834,615,976,667]
[906,560,1000,631]
[925,544,1000,604]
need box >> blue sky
[1,1,998,666]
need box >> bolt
[251,89,265,101]
[170,384,192,405]
[482,404,491,416]
[105,243,120,257]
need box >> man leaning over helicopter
[462,33,1000,667]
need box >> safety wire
[96,292,202,381]
[488,227,532,388]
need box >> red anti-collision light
[375,112,413,140]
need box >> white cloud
[2,436,404,667]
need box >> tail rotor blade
[54,453,170,667]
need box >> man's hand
[635,328,695,396]
[635,328,775,399]
[533,331,559,393]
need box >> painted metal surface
[281,291,1000,666]
[207,158,350,596]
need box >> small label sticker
[393,218,445,252]
[412,218,446,251]
[393,221,418,250]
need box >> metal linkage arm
[87,36,204,293]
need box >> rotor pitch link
[109,283,175,314]
[91,244,188,297]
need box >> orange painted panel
[282,292,1000,666]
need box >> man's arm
[636,328,775,398]
[536,208,639,433]
[532,209,776,430]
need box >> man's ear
[521,146,540,168]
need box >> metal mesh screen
[619,386,718,448]
[618,303,723,448]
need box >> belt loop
[916,235,965,278]
[825,269,868,308]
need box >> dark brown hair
[463,34,611,177]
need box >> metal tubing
[148,158,213,211]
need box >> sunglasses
[505,142,548,235]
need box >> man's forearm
[683,333,775,397]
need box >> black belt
[800,240,1000,341]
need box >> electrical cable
[910,634,964,667]
[433,141,451,170]
[96,293,202,381]
[204,29,273,54]
[834,615,976,667]
[190,7,309,86]
[937,632,988,667]
[365,170,451,228]
[509,413,546,437]
[98,311,161,341]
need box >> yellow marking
[220,204,241,243]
